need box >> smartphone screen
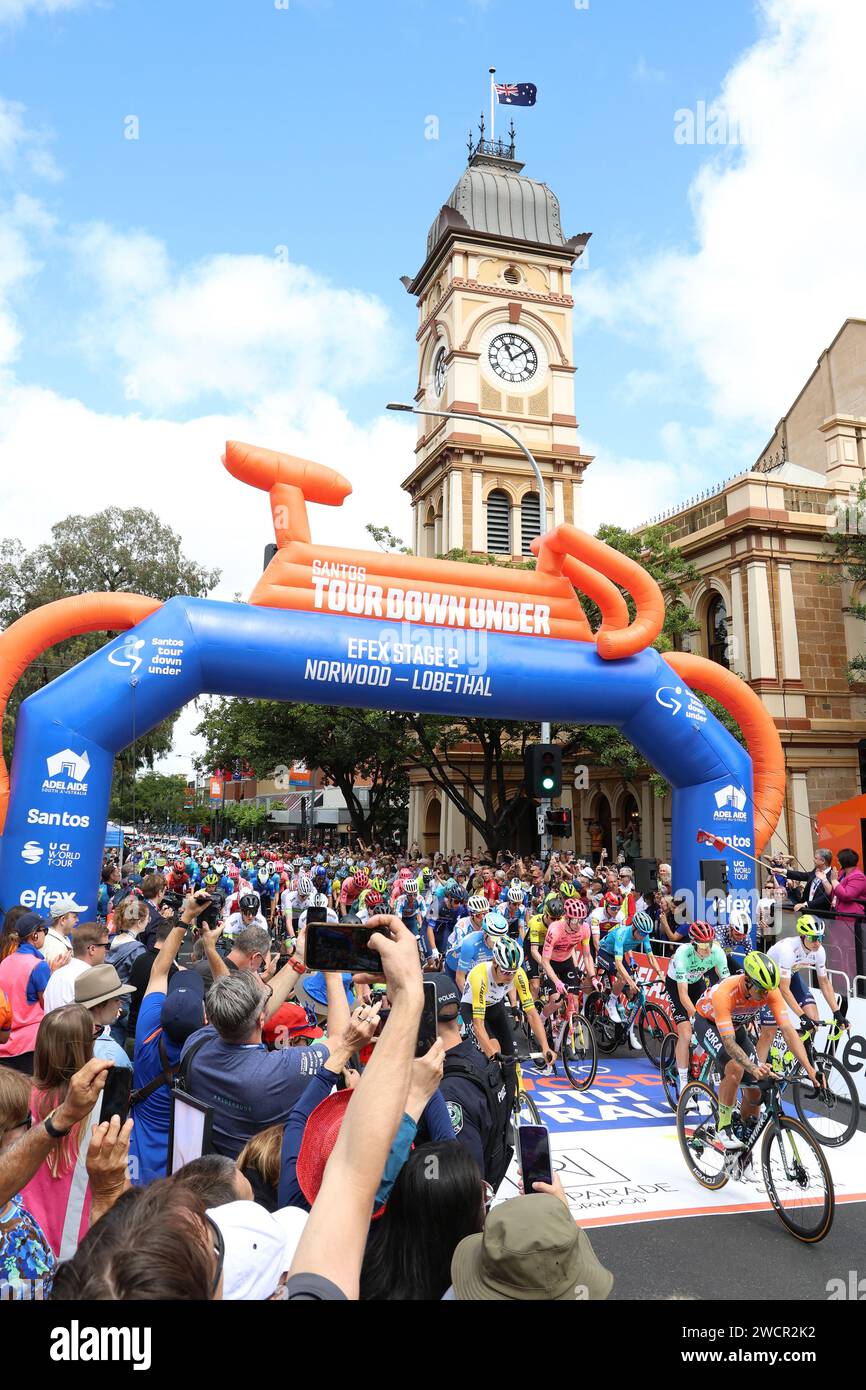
[517,1124,553,1193]
[416,979,438,1057]
[305,923,383,974]
[99,1066,133,1126]
[305,905,328,928]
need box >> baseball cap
[160,970,206,1045]
[14,912,48,941]
[262,1001,323,1045]
[450,1195,613,1301]
[207,1201,307,1300]
[50,895,87,917]
[75,964,136,1009]
[428,972,460,1020]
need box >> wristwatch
[44,1108,73,1139]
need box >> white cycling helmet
[312,893,329,909]
[298,874,313,896]
[403,879,419,895]
[507,885,525,904]
[483,912,509,939]
[492,938,524,971]
[468,894,489,915]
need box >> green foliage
[109,772,189,829]
[365,524,413,554]
[0,507,220,782]
[223,801,270,835]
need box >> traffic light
[545,808,572,837]
[524,743,562,799]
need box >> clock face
[433,346,447,397]
[487,332,538,384]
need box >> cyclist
[502,884,528,943]
[460,939,554,1095]
[339,867,369,917]
[693,951,820,1149]
[596,910,664,1023]
[665,922,730,1094]
[755,914,848,1064]
[444,893,489,981]
[224,892,268,942]
[589,891,626,950]
[455,912,509,994]
[538,897,596,1021]
[714,905,751,963]
[525,896,565,999]
[394,878,437,962]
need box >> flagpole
[489,67,495,143]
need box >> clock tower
[400,120,593,560]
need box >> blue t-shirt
[94,1029,132,1071]
[457,929,494,976]
[129,991,182,1185]
[179,1025,330,1159]
[19,944,51,1003]
[301,972,354,1008]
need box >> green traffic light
[542,776,555,791]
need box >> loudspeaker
[700,859,729,893]
[633,858,658,896]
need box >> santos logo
[42,749,90,797]
[714,784,747,811]
[21,840,44,865]
[27,809,90,829]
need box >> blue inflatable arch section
[0,595,757,917]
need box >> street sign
[537,810,547,835]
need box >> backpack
[106,936,146,984]
[130,1032,210,1108]
[443,1051,513,1191]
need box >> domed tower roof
[404,122,590,295]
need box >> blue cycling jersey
[601,924,654,959]
[456,929,495,976]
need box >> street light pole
[387,401,554,859]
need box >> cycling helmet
[173,858,184,873]
[507,886,525,904]
[483,912,509,939]
[257,867,271,885]
[743,950,781,992]
[544,897,564,921]
[564,897,588,922]
[402,879,418,896]
[203,871,219,888]
[238,894,260,914]
[227,864,240,881]
[603,892,622,911]
[688,921,716,943]
[297,874,313,896]
[354,870,370,890]
[364,889,383,909]
[510,877,523,891]
[559,881,579,899]
[631,911,654,937]
[492,937,524,972]
[468,894,488,915]
[311,893,329,909]
[796,914,825,940]
[727,907,750,938]
[370,876,387,895]
[449,886,467,903]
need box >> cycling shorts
[665,976,711,1026]
[597,949,635,981]
[549,956,578,991]
[693,1014,757,1078]
[759,971,813,1025]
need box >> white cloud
[0,0,90,23]
[71,224,396,411]
[0,97,60,179]
[574,0,866,429]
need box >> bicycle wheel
[513,1085,541,1128]
[676,1080,728,1190]
[638,1002,675,1068]
[761,1116,834,1242]
[560,1012,598,1091]
[659,1031,679,1111]
[792,1054,860,1148]
[584,990,619,1054]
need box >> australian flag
[495,82,537,107]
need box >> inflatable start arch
[0,442,785,918]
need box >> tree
[223,801,270,837]
[823,481,866,683]
[193,699,411,844]
[0,508,221,793]
[109,772,189,830]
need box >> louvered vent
[521,492,541,555]
[506,395,525,414]
[527,388,548,417]
[481,381,502,411]
[487,490,511,554]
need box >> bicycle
[676,1073,834,1243]
[584,979,673,1066]
[499,1053,542,1146]
[659,1029,714,1111]
[533,983,598,1092]
[764,1016,860,1148]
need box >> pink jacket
[833,868,866,918]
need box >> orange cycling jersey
[695,973,788,1035]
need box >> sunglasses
[205,1213,225,1299]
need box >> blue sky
[2,0,865,771]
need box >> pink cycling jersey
[542,920,590,963]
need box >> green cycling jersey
[667,941,729,986]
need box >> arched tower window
[707,593,730,668]
[487,490,511,554]
[521,492,541,556]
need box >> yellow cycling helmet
[559,881,579,898]
[796,914,825,940]
[743,950,780,992]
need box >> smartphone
[517,1124,553,1193]
[305,922,383,974]
[99,1066,132,1126]
[304,905,328,928]
[416,979,438,1057]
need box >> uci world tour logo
[42,749,90,797]
[21,840,44,865]
[108,637,145,674]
